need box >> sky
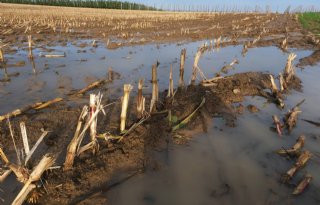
[131,0,320,12]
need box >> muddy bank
[0,70,285,204]
[297,50,320,67]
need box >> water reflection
[30,58,37,74]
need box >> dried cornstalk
[285,107,301,132]
[0,147,9,164]
[150,64,158,112]
[295,150,312,167]
[12,184,36,205]
[279,73,286,91]
[121,84,133,132]
[201,76,224,84]
[24,129,49,165]
[284,53,297,83]
[1,126,47,182]
[272,115,283,136]
[214,36,221,48]
[269,75,284,108]
[0,170,12,183]
[284,166,297,182]
[229,59,239,67]
[221,59,239,73]
[179,48,186,87]
[42,53,66,58]
[192,47,202,80]
[0,103,41,121]
[191,46,207,84]
[34,98,63,110]
[1,146,28,183]
[64,106,88,171]
[12,154,55,205]
[20,122,30,158]
[89,94,99,154]
[281,37,288,50]
[78,141,97,156]
[252,35,260,45]
[92,40,97,48]
[270,75,278,93]
[0,48,4,63]
[277,135,305,156]
[77,99,107,154]
[292,174,312,195]
[74,79,105,96]
[27,35,33,59]
[283,151,312,182]
[292,135,305,152]
[8,163,29,183]
[167,65,174,98]
[242,43,248,56]
[0,97,64,122]
[136,79,145,118]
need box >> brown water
[1,40,320,205]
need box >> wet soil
[0,3,319,205]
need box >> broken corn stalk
[277,135,305,156]
[292,174,313,195]
[120,84,133,132]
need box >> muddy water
[1,40,320,204]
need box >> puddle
[1,39,320,204]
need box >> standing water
[1,40,320,205]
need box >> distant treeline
[0,0,158,10]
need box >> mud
[297,50,320,67]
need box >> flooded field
[1,39,320,204]
[0,41,314,111]
[1,4,320,205]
